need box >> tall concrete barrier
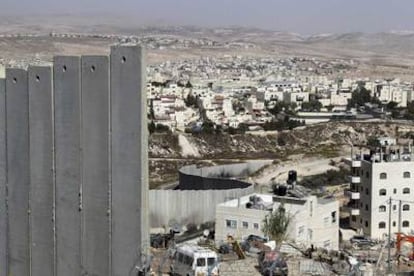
[0,78,6,276]
[81,56,110,275]
[111,45,149,275]
[0,45,148,275]
[28,66,54,276]
[6,68,30,276]
[53,56,82,276]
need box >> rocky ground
[149,121,414,188]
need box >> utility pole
[387,197,392,274]
[398,200,402,235]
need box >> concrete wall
[150,187,254,227]
[149,162,270,227]
[81,56,110,276]
[0,45,148,275]
[6,68,30,275]
[28,66,54,276]
[54,56,82,276]
[111,45,149,275]
[179,161,271,190]
[0,78,6,276]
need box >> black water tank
[288,170,297,184]
[279,185,287,196]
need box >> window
[393,205,397,211]
[207,257,216,266]
[365,188,369,195]
[379,205,386,212]
[379,189,387,196]
[393,188,397,194]
[380,173,387,179]
[226,220,237,229]
[366,172,369,178]
[403,221,410,228]
[185,256,193,266]
[365,221,368,227]
[365,204,369,211]
[331,211,336,223]
[379,222,386,229]
[404,172,411,178]
[196,258,206,267]
[403,188,410,194]
[393,221,396,227]
[242,221,248,229]
[178,253,184,263]
[253,223,259,230]
[403,204,410,211]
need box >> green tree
[348,87,372,108]
[301,99,322,112]
[262,204,292,248]
[185,93,197,108]
[406,101,414,120]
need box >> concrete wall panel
[0,78,6,276]
[149,186,254,227]
[81,56,110,276]
[28,66,54,276]
[5,68,30,276]
[110,45,149,275]
[53,57,82,276]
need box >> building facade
[346,140,414,240]
[215,190,339,250]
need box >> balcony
[348,176,361,184]
[351,160,361,167]
[350,192,360,200]
[345,190,360,200]
[351,208,360,216]
[343,158,361,168]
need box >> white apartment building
[283,91,310,109]
[377,85,408,108]
[215,188,339,250]
[345,139,414,240]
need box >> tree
[347,87,372,108]
[262,204,292,248]
[301,99,322,112]
[185,93,197,108]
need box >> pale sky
[1,0,414,34]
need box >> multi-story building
[215,187,339,250]
[345,138,414,240]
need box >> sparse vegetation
[299,167,350,188]
[262,204,292,248]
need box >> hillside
[149,121,414,188]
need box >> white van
[171,244,219,276]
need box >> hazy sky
[1,0,414,34]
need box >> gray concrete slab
[5,68,30,276]
[53,56,82,276]
[110,45,149,276]
[0,78,6,276]
[28,66,54,276]
[81,56,110,276]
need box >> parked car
[350,235,373,246]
